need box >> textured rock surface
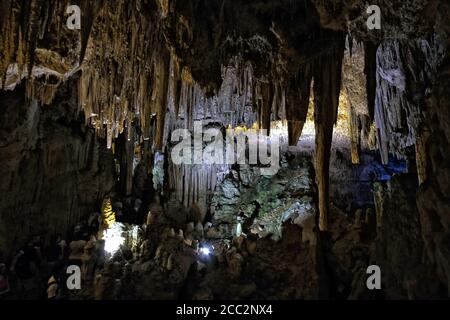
[0,0,450,299]
[417,0,450,295]
[211,156,317,242]
[375,175,445,298]
[0,78,115,256]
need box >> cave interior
[0,0,450,300]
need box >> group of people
[0,212,106,300]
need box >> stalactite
[0,0,70,88]
[79,0,101,64]
[25,0,42,75]
[153,52,171,151]
[166,61,263,219]
[260,81,272,135]
[364,42,378,121]
[168,162,230,221]
[375,41,406,165]
[374,40,435,165]
[342,39,371,164]
[286,64,313,146]
[313,38,344,231]
[345,85,361,165]
[172,54,182,117]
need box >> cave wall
[417,0,450,295]
[0,78,115,256]
[375,175,445,298]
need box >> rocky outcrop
[322,205,376,300]
[210,156,317,242]
[375,175,444,299]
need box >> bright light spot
[103,223,125,255]
[200,246,211,256]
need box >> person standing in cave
[79,220,91,241]
[46,234,67,267]
[46,264,61,300]
[93,240,106,277]
[88,212,101,236]
[10,241,41,299]
[68,236,87,267]
[73,224,82,240]
[81,240,98,283]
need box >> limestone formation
[1,0,450,301]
